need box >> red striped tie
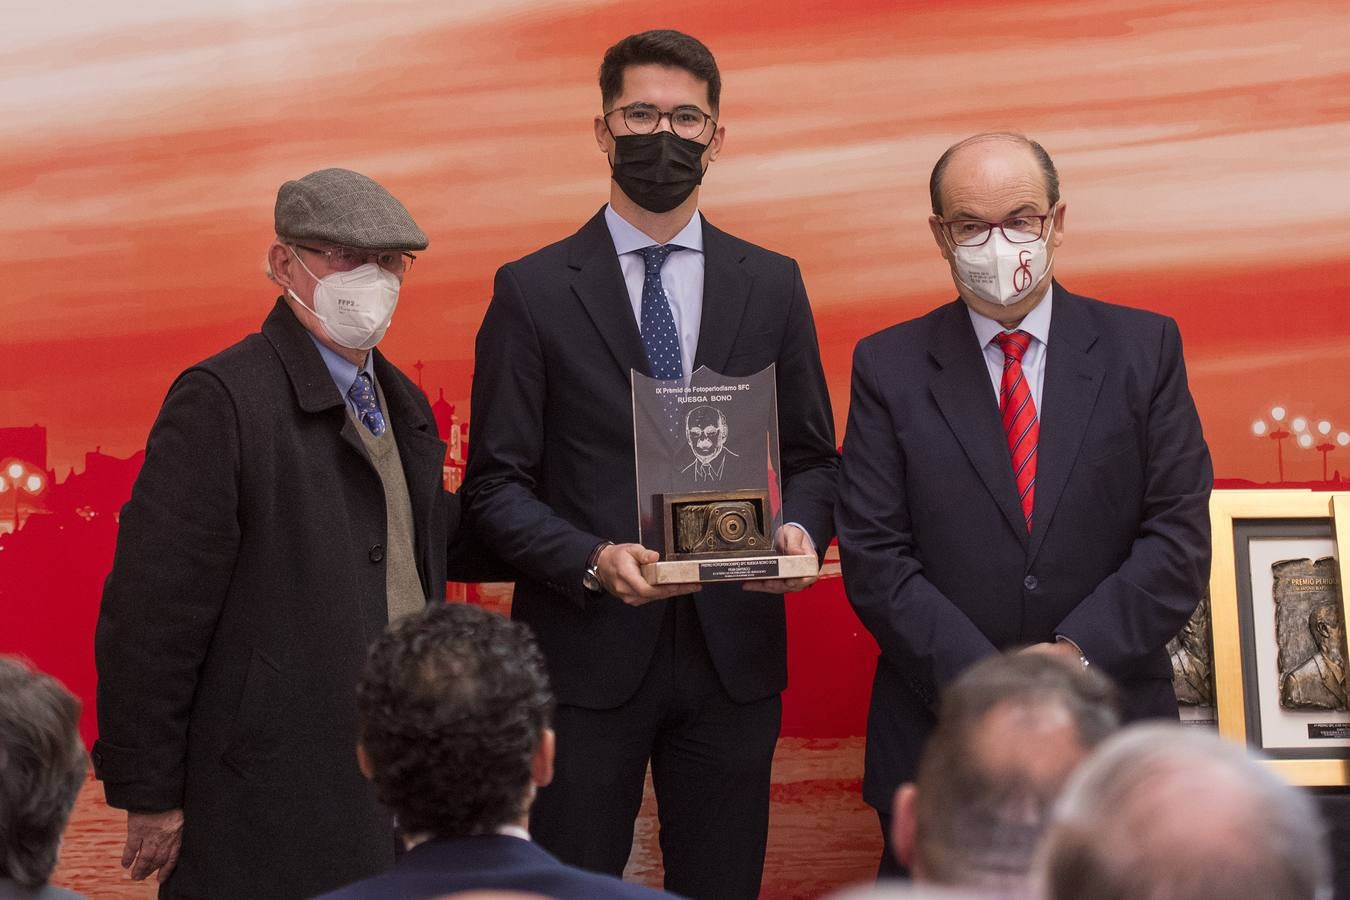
[996,331,1038,532]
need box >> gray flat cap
[275,168,428,250]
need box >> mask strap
[285,246,328,323]
[1040,204,1059,278]
[287,244,323,283]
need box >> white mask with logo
[951,213,1056,307]
[287,249,401,350]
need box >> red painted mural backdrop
[3,0,1349,750]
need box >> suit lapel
[262,298,371,463]
[928,300,1030,543]
[567,210,753,379]
[692,217,753,373]
[262,298,347,415]
[568,208,652,381]
[1028,287,1103,561]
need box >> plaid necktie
[636,244,684,381]
[996,331,1038,532]
[348,372,386,436]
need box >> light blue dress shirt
[967,285,1054,413]
[604,204,705,383]
[307,334,381,420]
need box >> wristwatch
[583,541,613,593]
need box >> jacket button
[369,544,385,563]
[1023,575,1039,591]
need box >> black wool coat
[94,300,455,899]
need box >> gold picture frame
[1210,489,1350,786]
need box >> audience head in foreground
[358,601,555,842]
[1037,722,1332,900]
[320,602,668,899]
[0,656,86,897]
[892,653,1120,896]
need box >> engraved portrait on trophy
[681,404,739,482]
[1168,592,1214,707]
[1272,557,1348,712]
[631,365,814,584]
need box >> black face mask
[610,131,708,214]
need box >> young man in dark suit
[835,132,1213,877]
[319,603,672,900]
[464,29,839,900]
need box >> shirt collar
[967,284,1055,349]
[403,824,531,852]
[604,204,704,256]
[306,332,374,397]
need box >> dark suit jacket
[0,878,84,899]
[315,834,674,899]
[93,300,456,899]
[836,285,1213,809]
[464,208,839,707]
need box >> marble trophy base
[642,553,819,585]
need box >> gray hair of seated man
[908,652,1120,893]
[1036,722,1333,900]
[0,656,87,889]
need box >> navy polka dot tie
[636,245,684,381]
[348,372,386,436]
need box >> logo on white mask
[287,249,401,350]
[951,217,1055,308]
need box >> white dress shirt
[966,285,1054,412]
[604,204,704,383]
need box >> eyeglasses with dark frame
[290,243,416,275]
[604,102,717,142]
[937,208,1057,247]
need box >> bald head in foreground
[891,653,1119,897]
[1036,723,1332,900]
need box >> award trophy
[631,364,819,584]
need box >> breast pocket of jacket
[722,330,779,373]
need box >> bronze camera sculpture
[662,490,772,560]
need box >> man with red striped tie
[835,132,1213,880]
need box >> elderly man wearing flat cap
[93,169,464,899]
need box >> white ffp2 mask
[287,251,401,350]
[951,220,1054,307]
